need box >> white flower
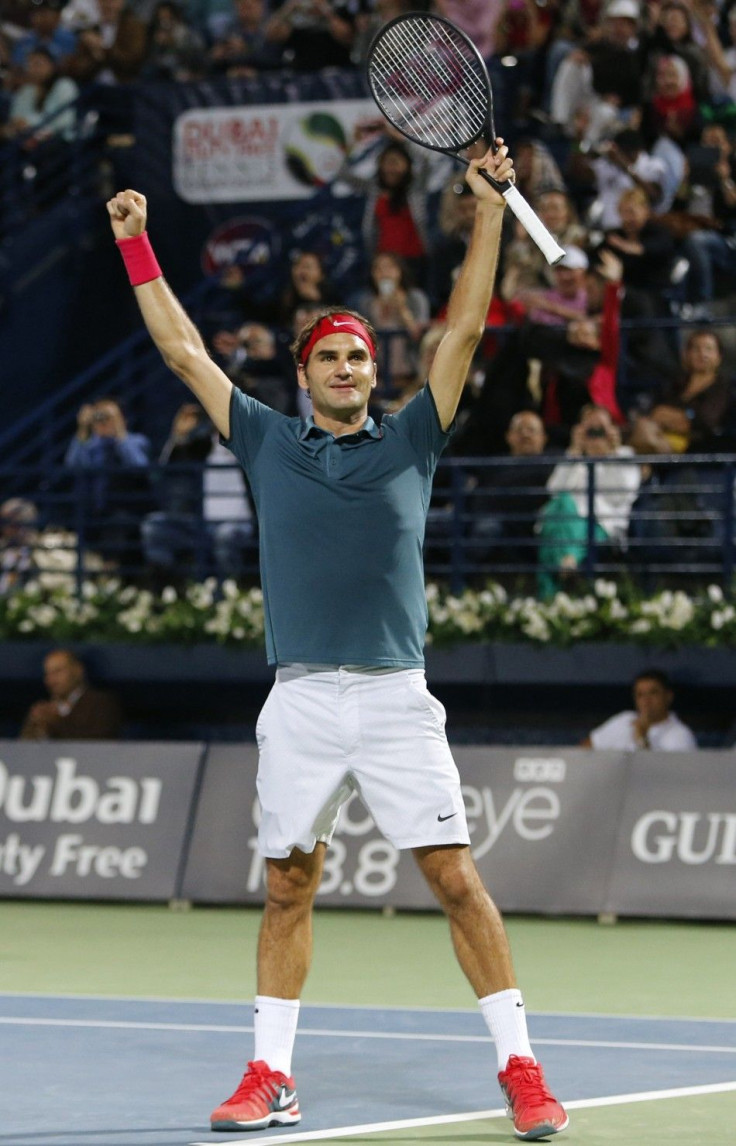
[707,584,724,603]
[594,579,617,599]
[609,600,628,620]
[222,579,239,600]
[161,586,178,604]
[631,619,652,634]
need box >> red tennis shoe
[210,1060,301,1132]
[498,1055,568,1140]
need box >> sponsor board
[0,742,204,899]
[173,99,375,204]
[182,746,628,913]
[605,751,736,918]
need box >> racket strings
[370,17,489,150]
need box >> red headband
[300,314,376,366]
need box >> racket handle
[501,184,566,266]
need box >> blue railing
[3,454,734,597]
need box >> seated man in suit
[19,648,122,740]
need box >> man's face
[30,7,61,36]
[506,413,546,456]
[538,193,569,235]
[92,402,122,437]
[619,196,648,233]
[634,677,672,725]
[685,333,721,373]
[298,334,377,421]
[554,266,584,299]
[43,653,84,701]
[607,15,636,45]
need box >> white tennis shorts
[255,664,470,858]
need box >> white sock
[479,988,535,1071]
[253,995,300,1076]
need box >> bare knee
[265,846,324,913]
[414,845,485,914]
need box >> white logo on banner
[0,757,162,886]
[631,811,736,865]
[173,99,375,204]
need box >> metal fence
[3,454,734,597]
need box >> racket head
[366,12,495,157]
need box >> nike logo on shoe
[437,812,457,822]
[275,1088,297,1110]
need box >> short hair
[618,186,649,210]
[633,669,672,690]
[290,307,378,367]
[685,328,723,356]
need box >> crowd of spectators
[2,0,736,591]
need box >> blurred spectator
[638,329,736,452]
[265,0,361,70]
[501,189,588,299]
[381,321,446,415]
[142,402,254,586]
[680,124,736,310]
[213,249,336,334]
[429,180,479,312]
[642,54,700,147]
[513,137,566,202]
[213,320,296,413]
[537,402,641,596]
[64,398,151,567]
[3,46,78,143]
[572,129,667,229]
[349,251,430,393]
[276,250,337,327]
[10,0,77,73]
[519,245,590,325]
[207,0,281,75]
[551,0,647,143]
[0,498,39,595]
[602,186,676,293]
[19,648,122,740]
[142,0,205,80]
[582,668,697,749]
[340,135,435,277]
[351,0,412,64]
[643,0,709,103]
[433,0,506,62]
[64,0,147,83]
[471,411,556,569]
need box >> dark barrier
[0,741,205,900]
[182,744,736,919]
[3,741,734,917]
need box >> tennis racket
[366,13,566,266]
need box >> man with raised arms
[107,140,568,1142]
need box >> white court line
[2,1017,736,1056]
[1,992,735,1025]
[189,1080,736,1145]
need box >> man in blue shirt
[108,141,568,1142]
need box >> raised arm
[107,189,233,439]
[428,143,513,430]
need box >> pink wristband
[116,232,162,287]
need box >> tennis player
[108,141,568,1142]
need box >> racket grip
[502,184,566,266]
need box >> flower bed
[1,578,734,651]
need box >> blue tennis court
[2,993,735,1146]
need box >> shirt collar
[298,415,381,443]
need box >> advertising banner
[0,742,204,900]
[182,746,629,913]
[173,98,375,204]
[604,750,736,918]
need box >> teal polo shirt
[224,383,453,667]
